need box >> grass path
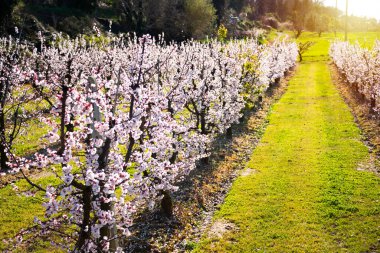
[195,61,380,252]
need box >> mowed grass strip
[195,62,380,252]
[287,31,380,62]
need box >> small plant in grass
[297,41,316,62]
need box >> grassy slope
[195,33,380,252]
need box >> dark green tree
[57,0,97,11]
[0,0,18,34]
[212,0,227,26]
[229,0,245,12]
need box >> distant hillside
[1,0,379,41]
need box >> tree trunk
[0,111,9,171]
[58,85,68,155]
[200,109,210,165]
[161,190,173,218]
[75,186,92,250]
[89,76,119,251]
[275,78,281,86]
[0,143,8,171]
[370,98,376,115]
[239,114,245,123]
[226,127,233,139]
[201,156,210,165]
[169,149,178,164]
[298,51,303,62]
[100,202,119,251]
[0,145,8,171]
[136,0,143,34]
[296,30,302,38]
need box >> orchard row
[330,41,380,115]
[0,34,297,252]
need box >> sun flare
[324,0,380,20]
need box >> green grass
[194,34,380,252]
[5,90,51,156]
[291,31,380,61]
[0,174,63,252]
[12,119,51,156]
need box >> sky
[323,0,380,20]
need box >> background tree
[1,0,380,47]
[0,0,18,34]
[212,0,228,26]
[144,0,187,40]
[229,0,247,13]
[57,0,97,10]
[290,0,313,38]
[184,0,216,39]
[114,0,145,35]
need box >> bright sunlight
[325,0,380,20]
